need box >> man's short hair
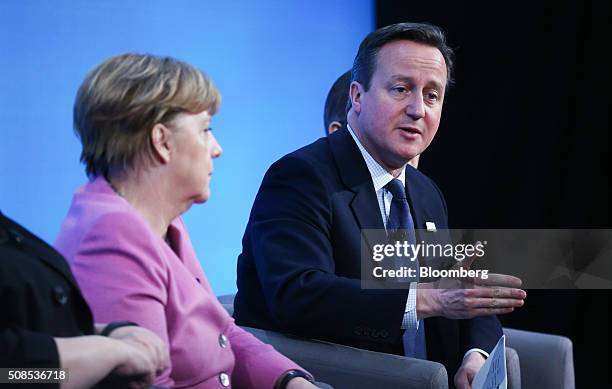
[74,53,220,178]
[351,22,455,91]
[323,70,352,134]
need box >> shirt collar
[347,123,406,191]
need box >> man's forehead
[376,40,447,80]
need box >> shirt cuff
[401,282,419,330]
[463,348,490,360]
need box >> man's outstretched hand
[416,248,526,319]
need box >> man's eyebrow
[389,75,413,84]
[389,75,444,91]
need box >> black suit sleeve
[0,212,90,375]
[0,327,60,368]
[459,315,502,355]
[249,155,408,345]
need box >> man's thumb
[453,242,481,270]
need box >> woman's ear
[150,123,172,164]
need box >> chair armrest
[506,347,521,389]
[241,325,448,389]
[503,327,574,389]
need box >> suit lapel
[328,128,384,231]
[405,166,433,231]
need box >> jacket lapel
[328,128,384,231]
[405,165,432,231]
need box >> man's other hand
[454,351,486,389]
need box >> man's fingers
[468,287,526,300]
[454,369,471,389]
[471,307,516,316]
[466,296,525,309]
[474,273,522,288]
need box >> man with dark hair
[235,22,525,388]
[323,70,351,136]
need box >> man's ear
[150,123,172,164]
[328,121,342,135]
[349,81,363,114]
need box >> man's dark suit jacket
[234,128,501,379]
[0,212,94,372]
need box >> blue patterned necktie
[385,178,427,359]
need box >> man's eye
[426,92,439,101]
[392,86,408,94]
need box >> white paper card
[472,335,507,389]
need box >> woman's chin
[193,192,210,204]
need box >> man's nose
[405,93,425,120]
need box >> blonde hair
[73,53,220,177]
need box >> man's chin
[398,149,422,164]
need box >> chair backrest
[504,327,575,389]
[217,293,235,316]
